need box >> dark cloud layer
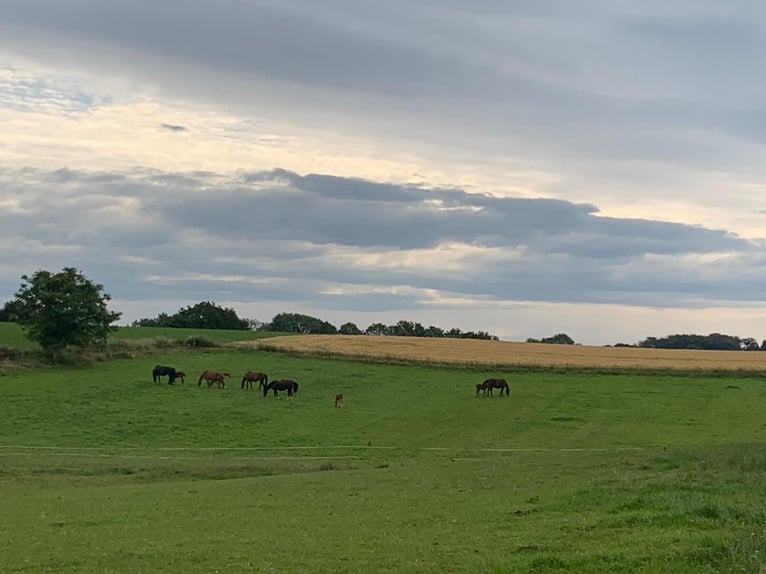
[0,167,759,315]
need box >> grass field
[0,323,283,352]
[1,347,765,573]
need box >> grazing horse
[475,383,487,398]
[335,393,344,408]
[483,378,510,397]
[174,371,186,384]
[198,370,230,389]
[152,365,178,385]
[241,371,268,390]
[263,379,299,398]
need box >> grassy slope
[1,350,765,572]
[0,322,283,351]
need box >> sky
[1,1,766,345]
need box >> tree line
[134,309,499,341]
[3,267,766,352]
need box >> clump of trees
[132,301,249,330]
[4,267,122,350]
[637,333,763,351]
[526,333,576,345]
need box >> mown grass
[1,350,765,572]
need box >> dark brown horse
[241,371,268,390]
[482,378,510,397]
[263,379,299,398]
[174,371,186,384]
[152,365,180,385]
[475,383,486,397]
[335,393,344,408]
[198,370,230,389]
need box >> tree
[170,301,249,330]
[133,302,249,330]
[11,267,122,349]
[528,333,576,345]
[365,322,389,336]
[741,337,760,351]
[339,322,362,335]
[0,299,23,322]
[267,313,338,334]
[541,333,575,345]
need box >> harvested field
[247,334,766,371]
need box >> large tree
[267,313,338,334]
[132,302,249,330]
[11,268,122,349]
[170,301,249,330]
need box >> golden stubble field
[246,335,766,371]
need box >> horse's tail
[264,373,268,384]
[241,374,247,386]
[198,372,205,386]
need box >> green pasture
[1,350,765,573]
[0,322,282,351]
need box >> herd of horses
[152,365,299,397]
[153,365,510,401]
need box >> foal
[335,393,344,408]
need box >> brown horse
[174,371,186,384]
[335,393,344,408]
[198,370,230,389]
[482,378,510,397]
[241,371,268,390]
[475,383,486,398]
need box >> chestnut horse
[263,379,299,398]
[241,371,268,390]
[198,370,230,389]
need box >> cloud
[3,2,766,343]
[0,167,760,320]
[160,123,187,132]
